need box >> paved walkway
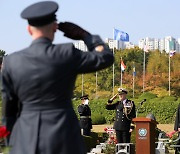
[92,124,174,133]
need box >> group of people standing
[78,89,180,154]
[77,87,136,144]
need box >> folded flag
[144,45,149,52]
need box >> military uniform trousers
[79,117,92,136]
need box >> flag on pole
[144,45,149,52]
[169,50,176,58]
[121,60,126,71]
[133,65,136,76]
[114,28,129,41]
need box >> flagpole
[113,28,115,95]
[143,48,145,93]
[121,57,122,88]
[133,63,135,98]
[169,51,171,96]
[82,74,84,96]
[96,71,98,97]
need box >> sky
[0,0,180,54]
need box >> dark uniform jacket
[78,104,92,129]
[1,35,114,154]
[174,104,180,131]
[106,99,136,131]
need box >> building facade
[74,41,88,52]
[74,38,135,51]
[138,36,180,53]
[105,38,134,50]
[74,36,180,53]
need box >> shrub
[83,135,97,152]
[91,113,106,125]
[83,132,108,152]
[151,87,169,97]
[139,92,157,100]
[161,96,177,102]
[138,96,179,123]
[103,144,115,154]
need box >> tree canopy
[74,48,180,98]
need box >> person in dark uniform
[0,56,3,76]
[174,104,180,154]
[106,88,136,143]
[1,1,114,154]
[0,56,3,70]
[78,95,92,136]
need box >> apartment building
[74,40,88,52]
[138,36,180,53]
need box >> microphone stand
[136,99,146,117]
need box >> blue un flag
[114,28,129,41]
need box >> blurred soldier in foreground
[78,95,92,136]
[1,1,114,154]
[0,56,3,79]
[106,88,136,143]
[174,104,180,154]
[0,56,3,70]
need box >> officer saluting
[1,1,114,154]
[78,95,92,136]
[106,88,136,143]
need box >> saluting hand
[58,22,90,40]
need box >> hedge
[73,92,179,124]
[0,92,179,124]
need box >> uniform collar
[31,37,52,45]
[122,99,127,104]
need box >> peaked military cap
[21,1,59,26]
[118,88,128,94]
[80,95,89,100]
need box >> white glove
[84,100,89,105]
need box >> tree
[0,49,6,67]
[0,49,6,57]
[147,50,168,75]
